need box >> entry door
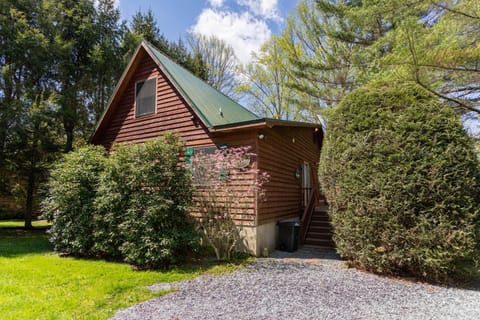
[301,162,312,208]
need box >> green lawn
[0,228,241,320]
[0,219,51,228]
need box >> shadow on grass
[0,227,252,278]
[0,228,53,257]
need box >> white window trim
[134,77,157,118]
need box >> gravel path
[112,248,480,320]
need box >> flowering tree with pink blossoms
[191,146,269,260]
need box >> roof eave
[211,118,322,133]
[142,41,215,129]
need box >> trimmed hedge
[43,133,199,268]
[319,82,480,281]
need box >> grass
[0,228,246,320]
[0,219,51,228]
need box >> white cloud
[191,8,271,64]
[236,0,281,21]
[192,0,283,64]
[208,0,225,8]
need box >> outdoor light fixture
[258,133,265,140]
[294,167,301,179]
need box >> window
[186,146,227,186]
[135,78,156,117]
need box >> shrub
[42,145,106,255]
[192,146,269,260]
[44,133,199,268]
[319,82,480,281]
[94,134,199,267]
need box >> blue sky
[117,0,297,64]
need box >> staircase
[303,202,334,248]
[298,164,334,248]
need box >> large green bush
[94,134,199,267]
[43,133,199,268]
[43,145,106,255]
[319,82,480,281]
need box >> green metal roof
[143,41,259,128]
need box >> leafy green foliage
[43,134,198,268]
[238,36,315,121]
[43,145,106,255]
[317,0,480,113]
[94,134,198,267]
[0,1,210,221]
[279,0,357,110]
[266,0,480,116]
[319,82,480,281]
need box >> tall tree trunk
[24,168,35,230]
[0,119,6,166]
[64,127,74,153]
[62,85,76,153]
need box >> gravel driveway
[112,248,480,320]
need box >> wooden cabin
[91,41,330,256]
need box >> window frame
[187,145,231,186]
[188,146,217,186]
[134,77,157,118]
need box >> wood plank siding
[208,130,257,226]
[91,50,258,225]
[92,51,214,149]
[91,46,323,230]
[257,126,322,225]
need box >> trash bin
[278,221,300,252]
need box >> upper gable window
[135,78,156,117]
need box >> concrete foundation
[238,217,300,257]
[255,221,278,257]
[237,225,258,256]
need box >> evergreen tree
[50,0,97,152]
[266,0,480,116]
[279,0,357,112]
[125,10,208,81]
[88,0,124,124]
[312,0,480,113]
[0,0,62,227]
